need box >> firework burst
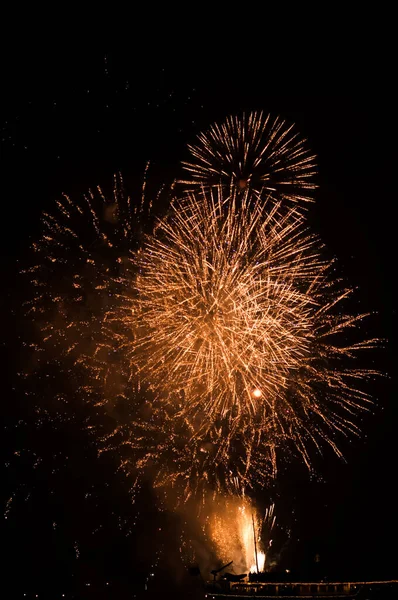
[22,171,160,388]
[99,186,377,496]
[180,111,317,205]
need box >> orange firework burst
[98,186,378,495]
[180,111,317,205]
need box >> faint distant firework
[22,171,156,391]
[180,111,317,206]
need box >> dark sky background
[1,43,396,597]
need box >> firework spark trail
[180,111,317,206]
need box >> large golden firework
[99,186,377,495]
[180,111,317,205]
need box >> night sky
[1,43,397,598]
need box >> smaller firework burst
[180,111,317,205]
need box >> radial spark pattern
[180,111,317,205]
[101,187,377,494]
